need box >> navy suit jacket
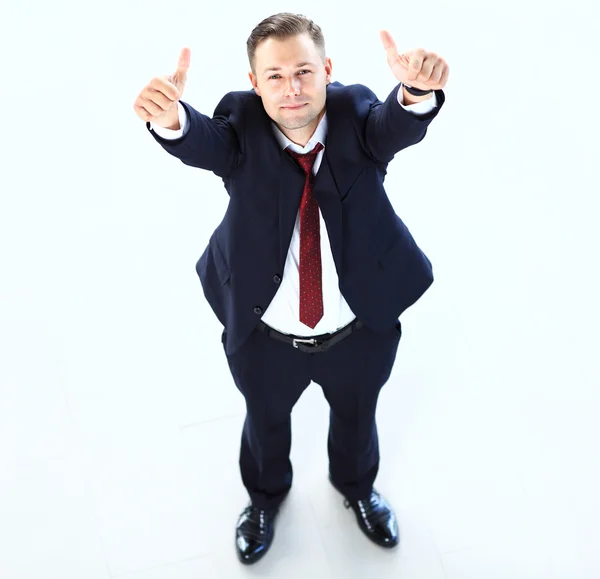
[147,81,445,355]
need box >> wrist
[164,119,181,130]
[401,84,433,105]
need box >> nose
[284,76,301,97]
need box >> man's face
[248,33,332,142]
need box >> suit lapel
[321,82,365,199]
[243,96,303,269]
[312,155,343,273]
[278,150,306,267]
[312,83,364,273]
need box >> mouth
[281,103,307,110]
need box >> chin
[279,115,314,129]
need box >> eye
[269,70,311,80]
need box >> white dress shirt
[151,85,437,336]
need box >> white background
[1,0,599,577]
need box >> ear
[324,57,333,84]
[248,71,261,95]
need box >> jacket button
[253,306,263,315]
[273,275,281,284]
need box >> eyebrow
[263,62,314,74]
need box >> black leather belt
[256,318,363,353]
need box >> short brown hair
[246,13,326,74]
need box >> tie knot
[286,142,324,175]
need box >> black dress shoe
[330,477,399,548]
[235,505,278,564]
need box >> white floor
[2,266,600,579]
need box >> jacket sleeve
[145,91,242,179]
[363,82,445,164]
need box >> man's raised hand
[133,47,191,129]
[380,31,449,91]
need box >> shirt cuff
[397,84,438,115]
[149,102,188,139]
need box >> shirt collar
[272,111,328,154]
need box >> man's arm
[365,82,445,164]
[365,32,448,162]
[134,48,241,178]
[146,93,241,178]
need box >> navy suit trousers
[222,319,402,510]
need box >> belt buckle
[292,337,318,349]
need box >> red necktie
[286,142,324,329]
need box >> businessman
[133,12,448,565]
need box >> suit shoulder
[213,88,259,112]
[328,81,380,103]
[326,81,383,121]
[209,89,264,132]
[348,82,380,101]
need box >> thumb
[380,30,397,59]
[173,47,191,86]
